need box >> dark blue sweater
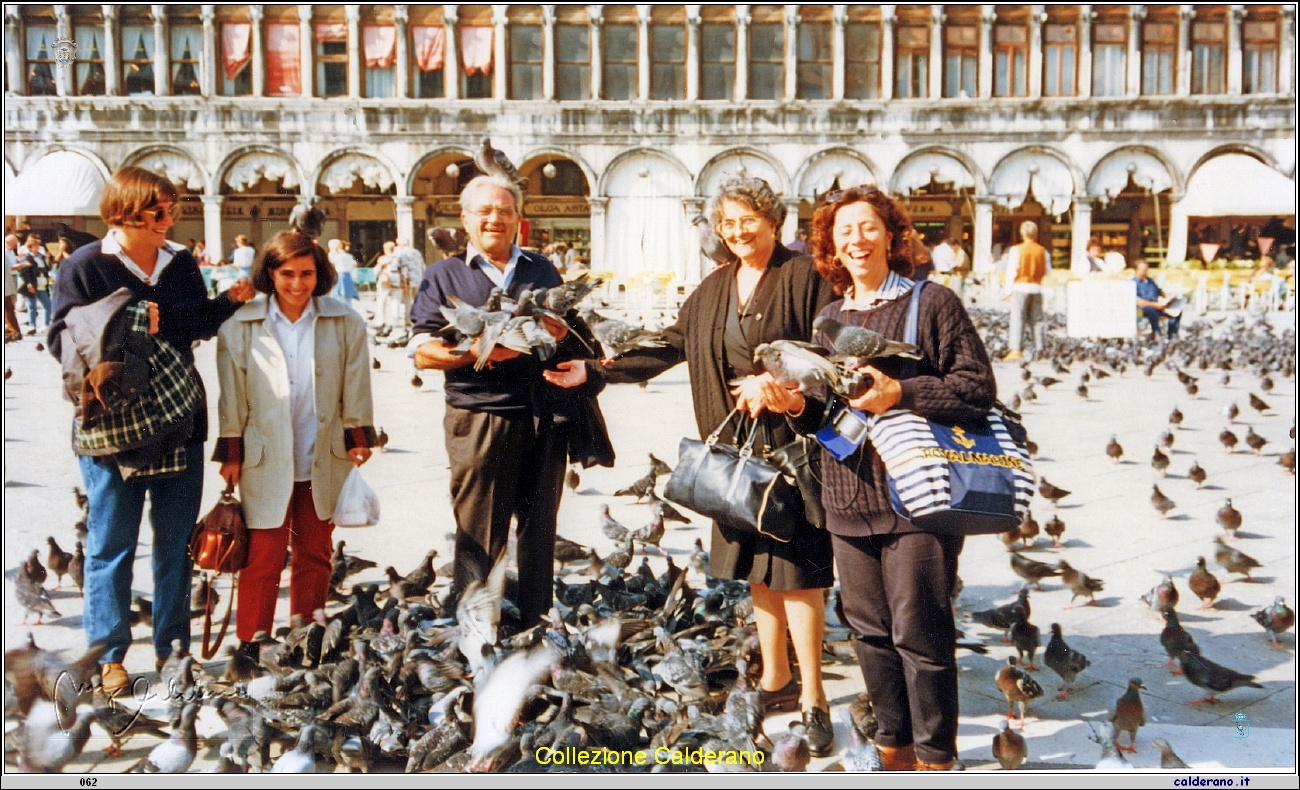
[410,250,564,413]
[48,241,241,444]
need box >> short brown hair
[251,230,337,296]
[809,187,914,295]
[99,166,179,229]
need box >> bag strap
[200,573,236,661]
[901,280,927,379]
[704,407,742,447]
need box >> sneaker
[759,678,801,714]
[1002,350,1022,362]
[100,662,131,696]
[803,706,834,757]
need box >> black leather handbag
[767,434,825,530]
[663,409,801,543]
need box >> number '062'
[80,779,98,787]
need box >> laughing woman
[214,230,377,656]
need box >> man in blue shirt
[1133,260,1179,341]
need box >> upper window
[1190,21,1225,95]
[121,25,155,95]
[845,22,880,99]
[994,25,1027,97]
[1243,20,1279,94]
[170,25,202,95]
[1043,23,1076,97]
[316,24,348,97]
[651,23,685,100]
[364,25,397,98]
[412,26,446,98]
[555,23,590,100]
[700,22,735,100]
[1141,22,1175,95]
[1092,23,1127,97]
[267,22,302,96]
[943,25,977,98]
[222,22,252,96]
[541,160,587,196]
[602,23,637,99]
[25,26,59,96]
[895,25,929,98]
[75,26,107,96]
[460,26,493,98]
[797,21,832,99]
[510,23,543,99]
[749,22,784,99]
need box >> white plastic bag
[333,467,380,527]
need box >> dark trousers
[1140,307,1179,339]
[444,405,567,628]
[831,529,964,765]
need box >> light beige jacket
[216,295,374,529]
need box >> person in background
[786,227,810,254]
[327,239,360,311]
[910,231,934,281]
[231,234,256,279]
[1002,220,1047,362]
[564,243,580,271]
[192,240,207,266]
[1133,259,1180,340]
[3,234,21,341]
[15,233,53,335]
[392,238,426,334]
[550,243,568,274]
[932,235,969,300]
[373,241,400,336]
[1082,237,1107,274]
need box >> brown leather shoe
[759,678,801,714]
[100,662,130,696]
[917,759,955,771]
[877,743,917,771]
[803,706,834,757]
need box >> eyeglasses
[718,217,767,233]
[145,205,180,222]
[467,206,518,220]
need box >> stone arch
[1186,143,1282,184]
[123,145,210,193]
[406,145,477,196]
[599,147,693,197]
[890,146,983,196]
[599,148,694,282]
[695,146,790,198]
[519,147,599,195]
[793,148,881,199]
[1086,145,1181,202]
[987,146,1083,217]
[20,144,113,182]
[216,146,304,194]
[310,148,402,196]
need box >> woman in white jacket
[214,230,377,654]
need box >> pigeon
[428,226,459,254]
[468,644,557,771]
[129,702,199,773]
[1188,557,1221,609]
[1142,576,1180,613]
[16,564,60,625]
[647,490,691,524]
[690,214,739,268]
[585,311,666,360]
[648,452,674,477]
[1248,392,1270,413]
[67,541,85,597]
[541,273,603,314]
[376,427,389,451]
[992,721,1027,770]
[411,371,424,387]
[1159,429,1175,449]
[45,537,73,590]
[1109,678,1146,753]
[1018,512,1039,545]
[613,470,656,501]
[1092,722,1134,770]
[1214,537,1262,581]
[270,724,321,773]
[1215,499,1242,540]
[1025,439,1038,457]
[566,467,580,491]
[1011,552,1059,591]
[1178,650,1263,705]
[1001,523,1023,553]
[1105,435,1124,463]
[971,589,1030,641]
[1044,623,1089,700]
[473,137,525,186]
[1153,738,1190,769]
[1169,407,1184,428]
[1043,514,1066,548]
[12,699,95,772]
[995,657,1043,728]
[372,358,381,370]
[1244,425,1268,455]
[753,339,840,394]
[130,595,153,628]
[630,506,666,551]
[1251,596,1295,649]
[1151,446,1170,477]
[1188,460,1207,488]
[1037,377,1062,388]
[688,538,709,576]
[1260,375,1274,392]
[1220,373,1232,387]
[1160,608,1200,674]
[1185,381,1198,397]
[23,549,47,586]
[840,708,883,771]
[652,626,708,698]
[598,504,629,542]
[1010,620,1041,670]
[772,722,812,772]
[1280,449,1296,475]
[1150,484,1176,519]
[93,678,170,758]
[1038,479,1071,507]
[288,196,326,240]
[1076,383,1089,399]
[1057,560,1104,608]
[1219,428,1238,452]
[456,553,509,678]
[1224,402,1240,423]
[812,316,922,360]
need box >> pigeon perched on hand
[691,214,739,268]
[753,340,840,394]
[812,316,922,360]
[585,311,666,360]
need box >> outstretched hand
[543,359,588,388]
[847,364,902,415]
[227,278,256,304]
[730,372,804,417]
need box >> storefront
[1169,153,1297,265]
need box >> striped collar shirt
[842,270,914,312]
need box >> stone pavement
[3,295,1295,772]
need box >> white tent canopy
[988,152,1075,216]
[1088,151,1174,204]
[798,152,876,199]
[891,153,976,195]
[4,151,106,216]
[1179,154,1296,216]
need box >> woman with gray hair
[604,175,838,754]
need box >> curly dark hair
[252,230,337,296]
[809,187,914,295]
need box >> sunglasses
[144,205,180,222]
[820,185,882,204]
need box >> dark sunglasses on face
[145,205,180,222]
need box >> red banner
[411,26,446,72]
[221,23,250,81]
[266,23,301,96]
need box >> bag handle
[199,574,236,661]
[900,279,927,379]
[703,407,743,448]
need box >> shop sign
[220,201,336,220]
[524,199,590,217]
[906,201,954,217]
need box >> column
[1165,198,1189,265]
[637,5,650,100]
[200,5,216,97]
[1077,5,1092,98]
[1028,4,1044,97]
[152,5,168,95]
[735,5,749,100]
[542,5,556,99]
[589,6,603,100]
[685,5,700,100]
[103,4,120,96]
[55,5,71,96]
[251,5,265,97]
[5,8,24,95]
[395,5,409,98]
[346,5,360,99]
[782,199,800,245]
[1070,197,1093,273]
[1127,5,1144,98]
[832,5,847,99]
[492,5,507,99]
[880,6,895,100]
[784,4,798,101]
[973,197,994,274]
[1176,5,1193,96]
[394,196,415,246]
[978,5,994,98]
[682,196,706,281]
[444,6,459,99]
[1227,4,1244,95]
[1281,6,1295,95]
[202,195,224,265]
[588,197,608,273]
[929,5,943,99]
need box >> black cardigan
[48,241,241,444]
[605,243,837,446]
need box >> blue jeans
[78,443,204,664]
[1140,307,1179,339]
[23,290,51,330]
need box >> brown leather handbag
[189,483,248,659]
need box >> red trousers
[236,481,334,642]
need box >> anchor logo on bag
[950,426,976,449]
